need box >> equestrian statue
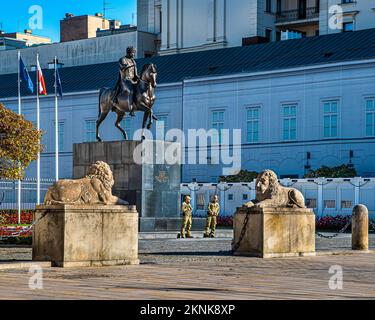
[96,46,158,141]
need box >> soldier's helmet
[127,46,136,55]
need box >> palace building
[138,0,375,54]
[1,29,375,184]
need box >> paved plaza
[0,232,374,300]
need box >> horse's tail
[98,88,106,117]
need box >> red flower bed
[0,226,32,237]
[217,216,233,227]
[0,210,34,225]
[315,215,351,231]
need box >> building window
[246,108,260,143]
[343,22,353,32]
[265,29,272,42]
[306,198,317,208]
[228,194,234,201]
[160,9,162,33]
[323,101,338,138]
[58,122,64,152]
[341,200,352,209]
[85,120,96,142]
[121,117,133,140]
[282,104,297,141]
[324,200,336,209]
[366,98,375,136]
[212,110,224,144]
[242,194,248,201]
[265,0,272,13]
[276,0,281,15]
[197,193,205,210]
[276,31,281,41]
[155,114,168,140]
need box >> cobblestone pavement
[0,234,374,299]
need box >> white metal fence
[0,179,54,210]
[1,177,375,218]
[181,177,375,217]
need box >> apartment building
[0,29,51,47]
[60,13,110,42]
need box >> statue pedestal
[73,141,182,232]
[32,205,139,267]
[233,206,316,258]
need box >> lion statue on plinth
[244,169,305,208]
[44,161,128,205]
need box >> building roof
[1,28,375,99]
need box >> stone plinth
[32,205,139,267]
[233,206,315,258]
[73,141,181,232]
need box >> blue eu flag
[55,66,63,98]
[19,57,34,93]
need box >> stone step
[139,229,233,240]
[0,261,51,270]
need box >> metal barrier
[0,179,54,210]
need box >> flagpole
[36,53,40,205]
[17,51,21,224]
[54,56,59,181]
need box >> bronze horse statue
[96,63,158,141]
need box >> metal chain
[215,184,233,192]
[232,211,250,252]
[315,218,351,239]
[0,211,48,239]
[369,220,375,232]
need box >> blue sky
[0,0,137,42]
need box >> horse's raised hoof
[152,115,158,121]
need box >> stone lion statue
[44,161,128,205]
[244,169,305,208]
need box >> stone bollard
[352,204,369,251]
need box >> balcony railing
[275,7,320,24]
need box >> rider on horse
[112,46,139,117]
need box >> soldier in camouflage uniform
[180,195,193,238]
[204,195,220,238]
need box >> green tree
[304,164,357,178]
[0,103,43,179]
[219,170,258,183]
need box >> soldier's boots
[179,232,187,239]
[210,234,215,238]
[203,234,210,238]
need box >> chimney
[24,29,33,35]
[95,13,103,17]
[65,13,74,19]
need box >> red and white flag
[37,57,47,95]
